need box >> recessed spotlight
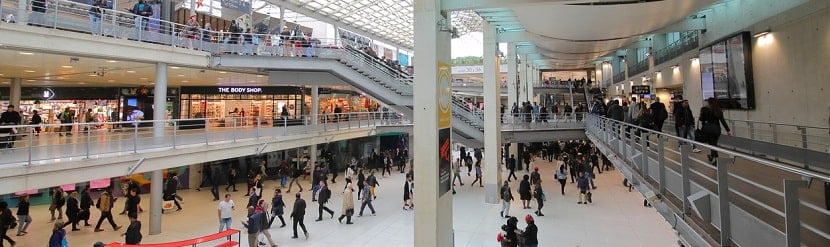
[215,82,223,85]
[182,80,189,83]
[61,65,73,69]
[177,74,185,77]
[170,66,180,69]
[218,71,227,74]
[19,52,34,55]
[57,77,64,79]
[89,74,98,77]
[249,80,256,83]
[257,75,264,78]
[107,60,117,63]
[150,82,155,85]
[0,73,4,76]
[139,77,148,80]
[126,70,136,73]
[217,78,224,80]
[107,80,114,82]
[26,79,35,82]
[78,82,86,85]
[24,70,36,73]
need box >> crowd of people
[504,101,589,124]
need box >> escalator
[212,48,486,146]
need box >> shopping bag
[162,200,175,210]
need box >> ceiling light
[107,80,114,82]
[218,71,227,74]
[107,60,117,63]
[170,66,180,69]
[689,57,698,61]
[217,78,224,80]
[670,65,679,70]
[249,80,256,83]
[150,82,155,85]
[139,77,148,80]
[753,29,771,38]
[19,52,34,55]
[26,79,35,82]
[126,70,136,73]
[24,70,36,73]
[177,74,185,77]
[78,82,86,85]
[61,65,73,69]
[182,80,189,83]
[654,71,661,74]
[257,75,264,78]
[89,74,98,77]
[0,73,4,76]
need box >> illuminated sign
[217,87,264,94]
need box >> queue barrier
[106,229,241,247]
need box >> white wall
[647,0,830,129]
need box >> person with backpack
[0,201,16,247]
[315,181,335,221]
[94,191,121,232]
[131,0,153,38]
[49,187,65,222]
[500,181,514,218]
[367,172,379,199]
[533,183,545,217]
[269,189,286,228]
[255,200,277,247]
[577,171,591,204]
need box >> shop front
[179,86,306,127]
[1,87,120,127]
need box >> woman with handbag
[699,98,732,165]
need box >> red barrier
[106,229,241,247]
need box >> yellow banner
[437,62,452,128]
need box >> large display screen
[699,32,756,110]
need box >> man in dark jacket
[163,175,182,212]
[315,181,334,221]
[651,97,668,132]
[675,100,699,152]
[290,193,308,239]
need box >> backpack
[501,188,511,201]
[319,186,331,203]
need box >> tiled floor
[6,159,678,247]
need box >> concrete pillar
[518,57,527,103]
[507,44,518,112]
[483,23,502,204]
[309,144,317,180]
[10,78,21,111]
[413,0,453,245]
[162,0,172,22]
[312,86,319,124]
[154,63,167,138]
[279,5,286,30]
[149,170,163,235]
[16,0,28,24]
[189,0,196,15]
[528,66,536,103]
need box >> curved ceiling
[508,0,717,69]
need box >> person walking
[356,170,365,198]
[49,187,65,222]
[163,176,183,213]
[403,175,415,210]
[15,195,31,236]
[338,183,355,224]
[125,188,141,218]
[470,162,483,187]
[530,167,541,186]
[217,194,235,232]
[63,192,81,231]
[94,191,121,232]
[506,155,518,182]
[0,201,16,247]
[226,165,238,192]
[358,180,376,217]
[699,97,732,165]
[254,201,277,247]
[367,172,379,199]
[290,193,309,239]
[523,215,539,247]
[675,100,702,152]
[533,183,545,216]
[241,207,260,247]
[47,220,65,247]
[79,187,93,227]
[500,181,514,218]
[315,181,335,221]
[519,175,532,209]
[30,110,42,136]
[651,97,668,132]
[452,158,464,186]
[269,189,286,228]
[555,165,568,195]
[287,164,304,193]
[499,216,521,247]
[122,214,142,244]
[577,172,591,204]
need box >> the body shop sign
[218,87,263,93]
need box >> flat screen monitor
[699,32,756,110]
[127,98,138,107]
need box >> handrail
[105,229,240,247]
[587,114,830,182]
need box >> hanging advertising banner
[437,61,452,196]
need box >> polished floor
[5,159,678,247]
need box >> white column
[413,0,453,245]
[309,144,317,180]
[518,57,527,103]
[189,0,196,15]
[154,63,167,138]
[279,5,286,30]
[16,0,28,25]
[507,44,518,114]
[149,170,163,235]
[10,78,21,111]
[528,65,536,103]
[312,86,319,125]
[483,23,502,204]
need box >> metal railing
[654,32,699,66]
[664,118,830,155]
[628,59,649,76]
[0,112,409,166]
[613,71,626,84]
[585,114,830,247]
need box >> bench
[106,229,240,247]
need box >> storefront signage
[631,85,651,95]
[220,0,251,13]
[42,88,55,100]
[317,88,332,94]
[437,61,452,197]
[218,87,264,93]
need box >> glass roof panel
[275,0,479,48]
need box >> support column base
[485,182,500,204]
